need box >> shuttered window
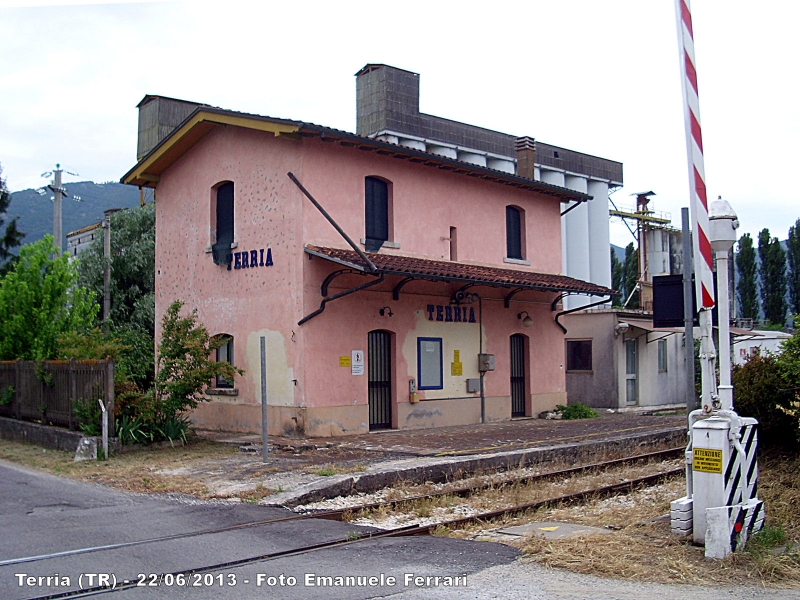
[365,177,389,252]
[212,182,234,267]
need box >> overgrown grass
[239,483,275,503]
[0,438,232,498]
[516,450,800,588]
[305,462,367,477]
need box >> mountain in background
[5,181,141,250]
[611,244,626,264]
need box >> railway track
[17,448,684,599]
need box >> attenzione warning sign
[693,447,723,473]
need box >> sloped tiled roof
[122,104,590,202]
[305,245,613,296]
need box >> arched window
[215,334,234,388]
[365,177,390,252]
[212,182,234,267]
[506,205,525,260]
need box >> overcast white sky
[1,0,797,247]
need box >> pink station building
[123,65,619,438]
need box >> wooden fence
[0,359,114,434]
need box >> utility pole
[39,164,80,254]
[681,208,696,415]
[103,210,113,331]
[53,166,63,254]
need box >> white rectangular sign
[351,350,364,376]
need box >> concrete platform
[200,412,687,457]
[195,413,688,507]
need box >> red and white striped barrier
[675,0,715,309]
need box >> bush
[73,397,102,436]
[110,301,243,446]
[733,352,799,450]
[556,403,598,420]
[154,300,242,422]
[0,385,13,406]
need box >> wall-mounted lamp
[517,311,533,327]
[614,322,630,337]
[379,306,393,317]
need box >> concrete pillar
[587,179,611,303]
[564,175,591,310]
[540,170,567,284]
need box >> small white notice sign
[351,350,364,376]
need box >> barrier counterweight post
[671,0,762,556]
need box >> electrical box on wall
[466,378,480,393]
[478,353,495,372]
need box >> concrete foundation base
[190,392,566,438]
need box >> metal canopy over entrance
[300,245,614,326]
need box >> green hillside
[6,181,141,250]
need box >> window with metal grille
[566,340,592,371]
[212,182,234,267]
[506,205,524,259]
[365,177,389,252]
[658,338,668,372]
[215,335,234,388]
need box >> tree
[77,203,155,387]
[735,233,758,320]
[77,203,155,332]
[788,218,800,316]
[153,300,242,429]
[611,248,624,304]
[0,164,24,274]
[0,236,98,360]
[622,242,639,308]
[758,228,787,326]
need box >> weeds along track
[17,449,684,599]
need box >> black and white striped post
[670,198,764,558]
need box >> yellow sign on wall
[693,447,723,473]
[451,349,462,376]
[339,356,351,367]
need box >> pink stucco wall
[299,140,563,270]
[154,123,568,434]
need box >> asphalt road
[0,460,517,600]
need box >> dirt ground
[0,436,400,499]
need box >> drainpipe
[479,295,485,424]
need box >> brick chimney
[515,137,536,180]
